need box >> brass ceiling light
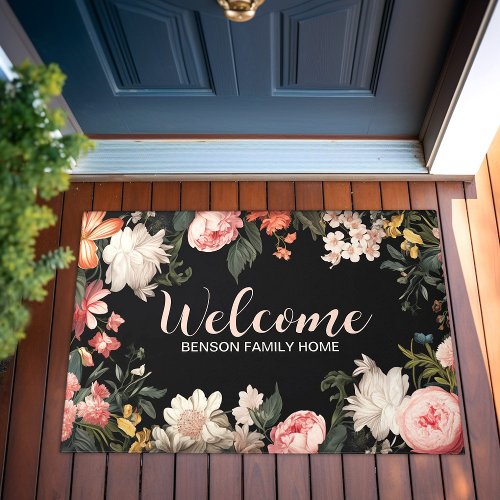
[217,0,266,22]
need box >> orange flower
[284,232,296,244]
[246,211,268,222]
[273,247,291,261]
[79,212,123,269]
[261,211,292,235]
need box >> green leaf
[87,363,109,384]
[74,268,86,307]
[227,237,257,283]
[244,220,263,254]
[318,424,347,453]
[173,211,195,232]
[68,350,82,382]
[294,211,323,240]
[420,284,429,301]
[115,364,123,382]
[380,260,407,272]
[138,386,168,399]
[72,427,98,452]
[250,383,283,431]
[139,399,157,419]
[434,376,449,386]
[386,245,405,261]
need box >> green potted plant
[0,62,92,364]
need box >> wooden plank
[3,194,64,499]
[176,454,209,500]
[485,128,500,239]
[407,182,445,500]
[152,182,180,210]
[351,182,381,210]
[239,182,267,210]
[173,181,210,500]
[311,182,351,500]
[139,182,181,500]
[105,182,150,500]
[244,454,277,500]
[267,182,295,210]
[210,455,243,500]
[271,184,311,500]
[295,182,323,210]
[343,181,379,500]
[211,181,238,210]
[209,181,242,499]
[71,183,123,500]
[437,182,500,499]
[0,355,15,494]
[180,182,210,210]
[377,182,412,500]
[323,182,352,210]
[37,183,93,499]
[381,181,412,209]
[465,163,500,430]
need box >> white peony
[163,389,234,453]
[102,223,172,301]
[231,385,264,426]
[344,354,409,441]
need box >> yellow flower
[129,428,153,453]
[131,411,141,426]
[410,245,419,259]
[384,213,404,238]
[123,404,133,419]
[403,228,423,245]
[400,240,408,251]
[117,417,136,437]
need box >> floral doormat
[61,210,463,454]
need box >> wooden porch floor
[1,145,500,499]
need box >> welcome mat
[61,210,463,454]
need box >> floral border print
[61,210,463,454]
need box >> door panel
[7,0,464,135]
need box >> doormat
[61,210,463,454]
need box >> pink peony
[188,211,243,252]
[88,331,121,358]
[268,410,326,453]
[62,399,77,442]
[72,280,111,339]
[91,381,110,399]
[66,372,81,400]
[77,395,110,428]
[260,212,292,235]
[78,347,94,367]
[106,311,125,332]
[436,337,454,369]
[396,386,463,454]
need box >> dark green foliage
[0,62,92,359]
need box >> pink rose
[268,410,326,453]
[188,211,243,252]
[396,386,463,454]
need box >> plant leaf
[172,211,195,232]
[244,220,263,254]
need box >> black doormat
[61,210,463,454]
